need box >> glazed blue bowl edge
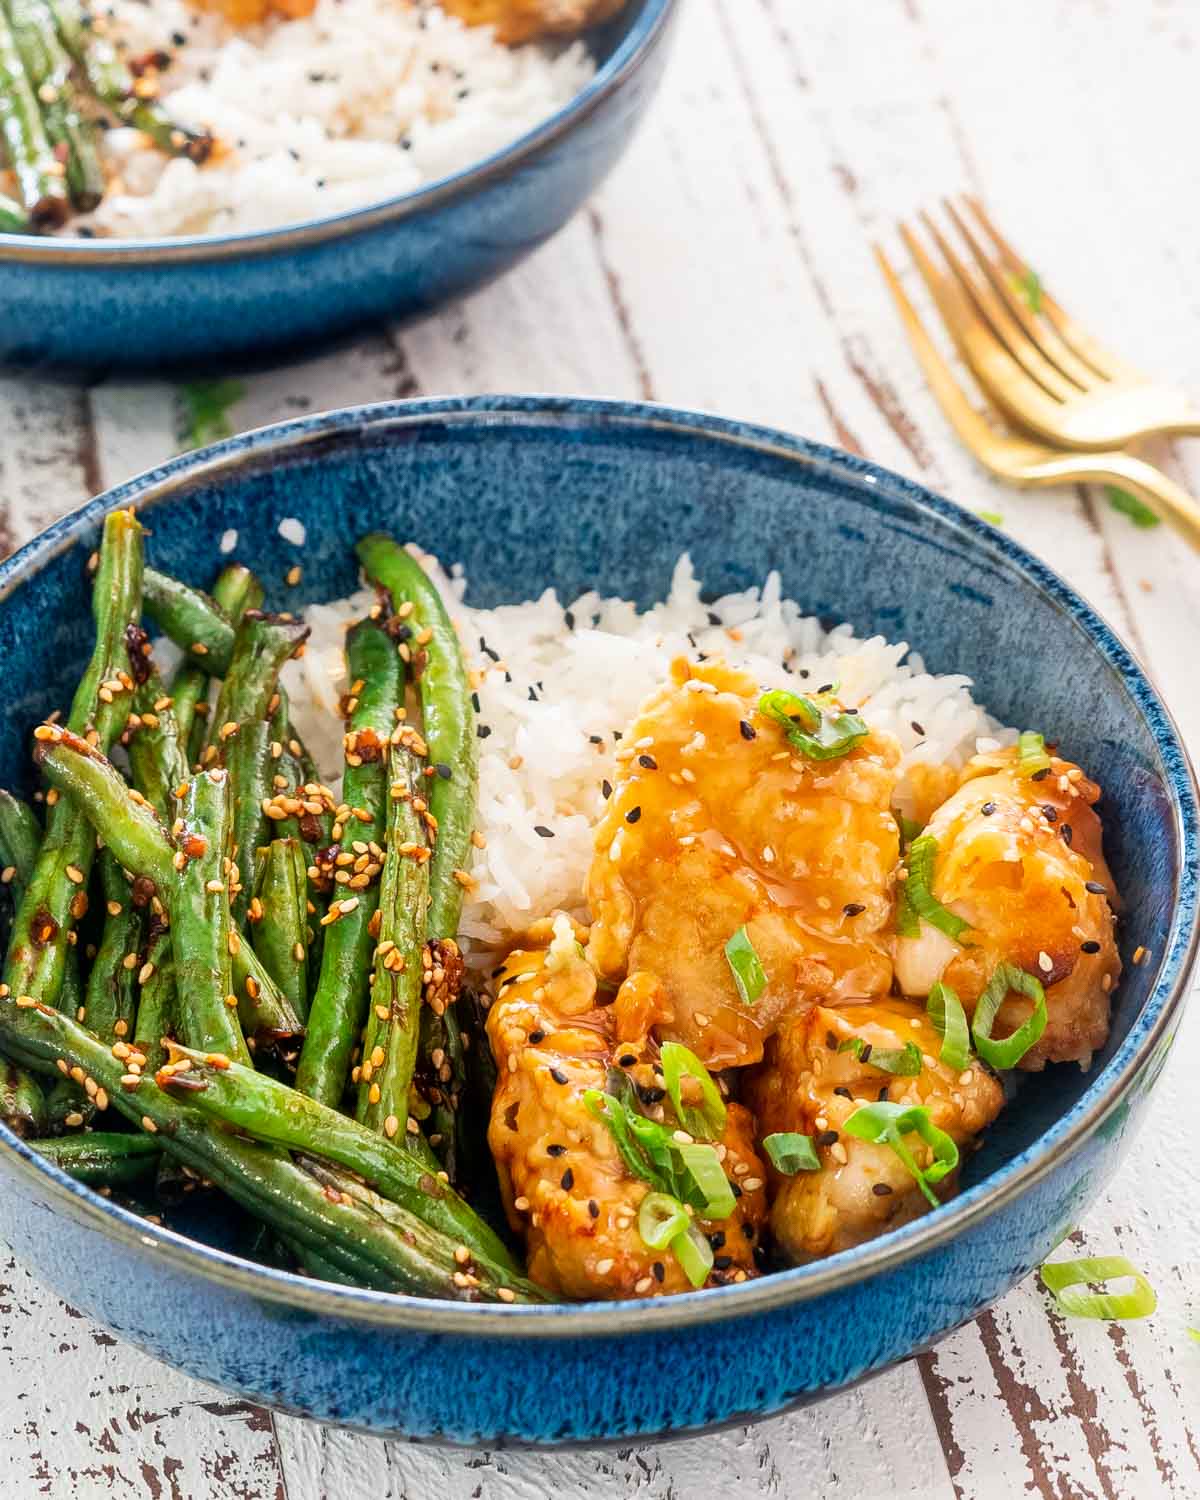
[0,396,1193,1444]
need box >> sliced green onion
[660,1041,726,1141]
[671,1223,714,1289]
[972,963,1047,1069]
[1105,485,1161,530]
[895,876,921,939]
[637,1191,689,1251]
[757,688,870,762]
[836,1038,922,1076]
[762,1132,820,1174]
[895,810,924,846]
[843,1101,959,1208]
[977,510,1005,527]
[1017,730,1052,777]
[1187,1328,1200,1344]
[675,1141,736,1220]
[897,835,971,944]
[927,981,971,1072]
[1039,1256,1157,1320]
[724,925,766,1006]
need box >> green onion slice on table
[1039,1256,1157,1320]
[757,688,869,761]
[842,1101,959,1208]
[972,963,1047,1069]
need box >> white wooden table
[1,2,1198,1495]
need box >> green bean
[226,719,271,926]
[81,852,140,1044]
[0,3,68,229]
[296,619,401,1107]
[0,190,29,233]
[163,1044,530,1284]
[44,1075,95,1132]
[172,770,249,1065]
[8,0,103,211]
[0,995,528,1299]
[250,838,309,1023]
[356,742,429,1137]
[208,612,309,751]
[144,568,237,670]
[5,509,144,1012]
[133,935,174,1073]
[51,0,212,164]
[0,791,41,903]
[0,1059,46,1136]
[32,1131,160,1188]
[231,938,304,1050]
[166,565,261,754]
[127,669,189,820]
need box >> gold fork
[874,240,1200,550]
[905,195,1200,450]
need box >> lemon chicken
[894,744,1121,1070]
[487,916,768,1299]
[747,1000,1004,1259]
[442,0,628,44]
[586,658,902,1069]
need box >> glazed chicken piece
[487,916,767,1299]
[893,746,1120,1070]
[192,0,314,26]
[747,999,1004,1260]
[586,658,902,1069]
[441,0,627,44]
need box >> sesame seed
[1080,940,1100,954]
[625,807,642,824]
[141,1116,158,1133]
[634,1276,653,1294]
[1038,950,1053,973]
[594,1258,614,1275]
[872,1182,893,1197]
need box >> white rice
[280,550,1015,969]
[81,0,595,238]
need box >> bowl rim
[0,0,675,268]
[1,394,1196,1339]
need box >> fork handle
[1034,451,1200,551]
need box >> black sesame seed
[601,779,613,799]
[528,1030,545,1044]
[564,610,575,630]
[877,1085,890,1101]
[833,1086,852,1098]
[843,902,866,916]
[859,1043,873,1064]
[1031,766,1051,781]
[816,683,833,695]
[549,1067,568,1085]
[816,1130,839,1148]
[547,1143,566,1157]
[981,801,997,816]
[741,1221,756,1239]
[476,725,492,739]
[504,672,512,683]
[1085,880,1106,895]
[799,668,810,678]
[471,692,481,712]
[612,729,623,741]
[706,611,721,626]
[652,1260,665,1282]
[739,720,756,741]
[709,1230,726,1250]
[589,734,603,745]
[560,1168,574,1191]
[872,1182,894,1197]
[435,763,452,780]
[1041,804,1057,821]
[1080,940,1101,954]
[588,1199,600,1219]
[730,1182,742,1198]
[618,1053,637,1067]
[713,1255,733,1270]
[480,639,499,662]
[638,754,658,770]
[826,1031,839,1051]
[625,806,642,824]
[911,720,925,736]
[1061,824,1074,846]
[533,825,555,839]
[636,1084,666,1105]
[528,686,538,702]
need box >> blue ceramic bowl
[0,2,676,372]
[0,397,1194,1444]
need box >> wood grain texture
[0,0,1197,1494]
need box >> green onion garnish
[637,1191,689,1251]
[1010,265,1043,313]
[842,1101,959,1208]
[762,1132,821,1174]
[977,509,1005,527]
[757,688,870,762]
[724,925,766,1006]
[1039,1256,1157,1320]
[836,1037,922,1076]
[178,378,246,452]
[672,1223,715,1289]
[895,810,924,847]
[1187,1328,1200,1344]
[896,835,971,943]
[583,1087,735,1219]
[1105,485,1161,530]
[971,963,1047,1069]
[927,981,971,1072]
[1017,730,1052,777]
[660,1041,726,1142]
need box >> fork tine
[897,218,1068,439]
[960,196,1127,381]
[872,242,1010,476]
[918,207,1081,403]
[942,196,1104,392]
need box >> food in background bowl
[0,0,618,237]
[0,511,1124,1305]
